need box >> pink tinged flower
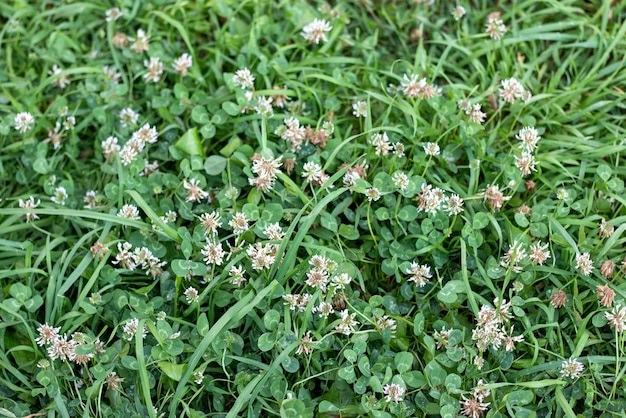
[47,334,76,361]
[229,212,250,235]
[14,112,35,133]
[461,394,490,418]
[183,178,209,202]
[246,242,278,270]
[132,123,158,146]
[515,151,537,176]
[173,53,193,76]
[529,242,550,265]
[36,323,61,346]
[485,13,506,40]
[516,127,541,152]
[401,73,427,98]
[131,29,149,53]
[106,372,124,391]
[598,218,614,238]
[499,78,529,104]
[280,117,306,150]
[201,240,226,266]
[301,19,333,44]
[295,331,317,355]
[305,268,330,292]
[199,211,221,236]
[484,184,510,212]
[468,104,486,124]
[143,57,165,83]
[605,304,626,332]
[44,122,65,149]
[383,383,405,404]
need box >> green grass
[1,0,626,417]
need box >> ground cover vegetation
[1,0,625,417]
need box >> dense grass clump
[1,1,626,417]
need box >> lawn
[1,1,626,417]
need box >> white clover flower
[19,196,40,222]
[254,96,273,117]
[103,65,122,84]
[105,7,122,22]
[452,5,466,20]
[352,101,367,118]
[423,142,440,156]
[301,19,333,44]
[233,68,255,89]
[48,64,69,89]
[229,212,249,234]
[365,187,381,202]
[119,108,139,128]
[606,305,626,331]
[302,161,323,183]
[560,358,584,379]
[371,132,392,156]
[144,57,165,83]
[15,112,35,133]
[184,287,199,304]
[122,318,147,341]
[485,13,507,40]
[575,252,594,276]
[131,29,149,53]
[51,187,68,205]
[383,383,405,404]
[392,172,409,191]
[201,240,226,266]
[117,204,141,220]
[183,178,209,203]
[173,53,193,76]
